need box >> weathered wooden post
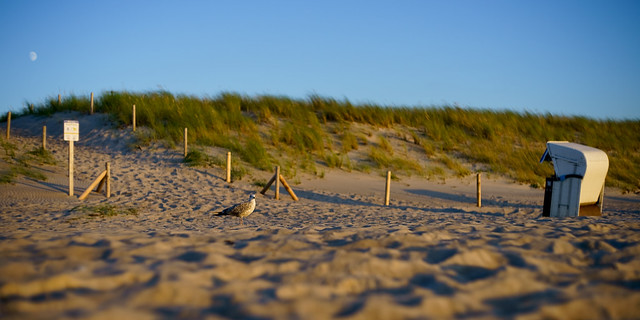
[64,120,79,196]
[68,140,74,196]
[132,104,136,132]
[259,166,298,201]
[5,111,10,140]
[184,128,188,157]
[226,152,232,183]
[90,92,94,115]
[385,170,391,206]
[477,173,482,208]
[279,175,299,201]
[275,166,280,200]
[42,126,47,150]
[80,162,111,200]
[106,162,111,198]
[260,172,277,195]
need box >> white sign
[64,120,79,141]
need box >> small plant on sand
[252,178,267,188]
[1,139,17,159]
[25,147,57,165]
[377,135,394,155]
[341,131,359,153]
[70,204,139,219]
[130,128,157,150]
[8,165,47,182]
[323,152,353,171]
[0,170,15,184]
[184,149,212,167]
[324,152,343,169]
[368,145,423,176]
[354,163,372,174]
[438,154,471,177]
[380,170,401,181]
[238,138,273,171]
[0,141,49,184]
[231,165,249,181]
[425,166,447,181]
[183,149,224,168]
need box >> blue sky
[1,0,639,119]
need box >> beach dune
[1,113,639,319]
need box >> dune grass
[69,204,139,219]
[0,140,52,184]
[7,91,639,192]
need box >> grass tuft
[25,147,57,165]
[184,149,211,167]
[0,140,51,183]
[70,204,139,219]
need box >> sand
[1,112,639,319]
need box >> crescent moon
[29,51,38,61]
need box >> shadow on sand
[405,188,541,210]
[21,177,69,194]
[294,189,380,207]
[294,189,511,217]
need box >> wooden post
[260,173,277,195]
[259,168,298,201]
[42,126,47,150]
[5,111,10,140]
[69,140,74,196]
[132,104,136,132]
[279,175,299,201]
[226,152,232,183]
[79,170,107,200]
[384,170,391,206]
[58,94,61,106]
[477,173,482,208]
[106,162,111,198]
[275,166,280,200]
[29,104,34,113]
[184,128,188,157]
[96,171,105,192]
[90,92,94,114]
[79,162,110,200]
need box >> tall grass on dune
[8,91,639,192]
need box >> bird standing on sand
[214,194,256,224]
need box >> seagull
[214,194,256,224]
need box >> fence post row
[2,94,489,209]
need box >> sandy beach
[1,113,639,319]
